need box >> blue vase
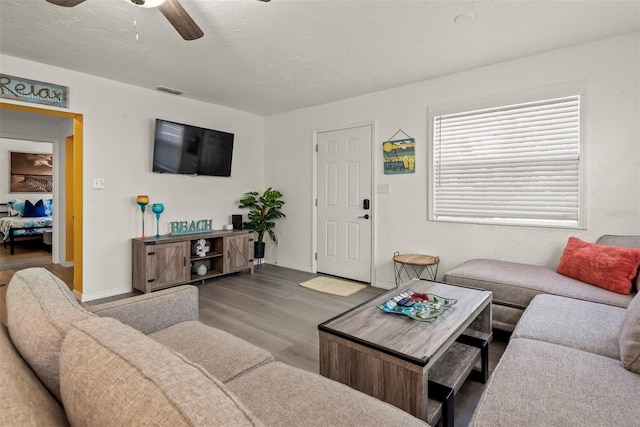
[152,203,165,237]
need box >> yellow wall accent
[0,102,83,294]
[65,136,74,262]
[72,117,83,294]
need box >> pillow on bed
[44,199,53,217]
[23,199,46,218]
[7,199,25,216]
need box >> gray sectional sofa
[469,293,640,426]
[443,235,640,425]
[444,235,640,331]
[1,268,428,426]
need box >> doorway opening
[0,102,83,294]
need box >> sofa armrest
[1,325,68,426]
[85,285,199,335]
[596,235,640,249]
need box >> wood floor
[192,264,508,427]
[0,238,70,289]
[5,261,508,426]
[0,238,52,272]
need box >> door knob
[358,214,370,219]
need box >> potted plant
[238,187,286,259]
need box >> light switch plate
[376,183,390,194]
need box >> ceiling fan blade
[45,0,87,6]
[159,0,204,41]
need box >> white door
[317,125,372,282]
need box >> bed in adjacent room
[0,199,53,255]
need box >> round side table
[393,252,440,286]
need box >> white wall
[265,33,640,288]
[1,55,265,301]
[0,137,53,203]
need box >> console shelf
[132,229,254,293]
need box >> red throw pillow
[557,237,640,295]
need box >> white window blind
[431,95,582,228]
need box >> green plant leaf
[237,188,285,244]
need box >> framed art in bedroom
[10,152,53,193]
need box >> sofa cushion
[557,237,640,295]
[443,259,634,310]
[150,321,274,382]
[60,317,263,426]
[470,338,640,427]
[619,293,640,373]
[226,361,428,426]
[6,267,95,401]
[0,325,68,427]
[491,304,524,332]
[513,294,624,359]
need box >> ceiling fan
[45,0,270,41]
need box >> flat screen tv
[152,119,234,177]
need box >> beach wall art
[10,152,53,193]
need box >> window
[428,92,583,228]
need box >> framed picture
[383,138,415,175]
[10,152,53,193]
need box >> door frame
[312,121,377,285]
[0,102,83,294]
[65,135,75,263]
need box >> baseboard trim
[78,285,133,303]
[263,259,313,273]
[373,280,395,290]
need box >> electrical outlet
[92,178,105,190]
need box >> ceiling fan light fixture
[125,0,167,8]
[49,0,267,41]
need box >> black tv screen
[152,119,234,177]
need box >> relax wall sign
[0,74,69,108]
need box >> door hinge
[315,198,318,207]
[147,279,155,283]
[315,144,318,153]
[315,252,318,261]
[147,252,155,256]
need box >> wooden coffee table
[318,279,492,426]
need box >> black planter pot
[254,242,266,259]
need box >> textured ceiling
[0,0,639,116]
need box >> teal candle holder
[152,203,165,238]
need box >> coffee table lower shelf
[427,340,486,426]
[319,330,490,426]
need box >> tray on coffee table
[377,289,457,322]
